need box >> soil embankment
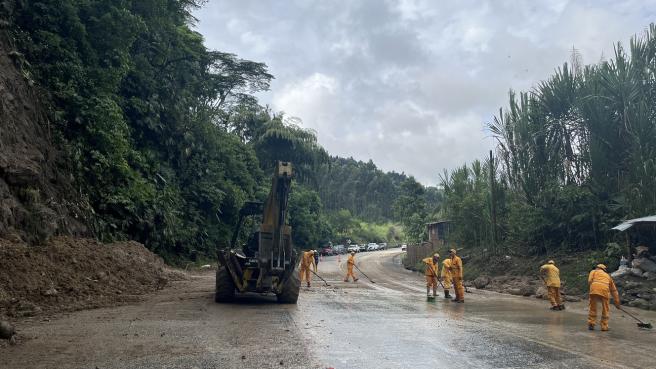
[0,236,185,322]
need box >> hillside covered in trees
[1,0,435,261]
[440,26,656,260]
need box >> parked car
[379,242,387,250]
[320,246,334,256]
[347,245,360,253]
[366,243,378,251]
[333,245,346,254]
[401,244,407,252]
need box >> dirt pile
[0,236,186,319]
[0,27,85,244]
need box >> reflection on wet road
[298,249,656,369]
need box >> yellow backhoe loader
[215,162,300,303]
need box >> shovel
[354,264,376,283]
[430,264,470,294]
[619,306,653,329]
[310,269,331,287]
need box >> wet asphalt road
[3,248,656,369]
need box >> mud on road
[3,249,656,369]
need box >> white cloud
[194,0,656,185]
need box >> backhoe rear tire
[276,269,300,304]
[215,265,235,303]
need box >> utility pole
[489,150,498,254]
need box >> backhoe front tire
[276,269,300,304]
[215,266,235,303]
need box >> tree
[393,178,428,243]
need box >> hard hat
[433,253,440,258]
[449,248,456,254]
[548,260,555,264]
[351,250,355,254]
[596,264,607,270]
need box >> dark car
[320,246,334,256]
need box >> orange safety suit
[540,263,561,307]
[441,258,453,289]
[299,251,316,286]
[450,255,464,302]
[344,253,358,282]
[587,269,621,331]
[422,257,439,288]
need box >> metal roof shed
[612,215,656,231]
[612,215,656,261]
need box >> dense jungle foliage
[5,0,430,259]
[441,26,656,256]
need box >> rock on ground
[628,298,651,310]
[473,276,490,289]
[535,286,548,299]
[0,320,15,339]
[634,258,656,274]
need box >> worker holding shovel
[422,253,440,298]
[449,249,465,303]
[587,264,621,331]
[299,250,316,288]
[344,251,359,282]
[539,260,564,310]
[441,257,452,299]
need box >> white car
[366,243,379,251]
[347,245,361,253]
[401,244,407,252]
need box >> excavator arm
[216,161,299,303]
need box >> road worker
[441,257,452,299]
[449,248,464,303]
[539,260,563,310]
[588,264,621,331]
[299,250,316,287]
[313,249,319,272]
[422,253,440,297]
[344,251,358,282]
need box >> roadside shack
[612,215,656,262]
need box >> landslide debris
[0,236,186,320]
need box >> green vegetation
[4,0,429,260]
[441,26,656,259]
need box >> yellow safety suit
[450,255,464,302]
[344,254,358,282]
[299,251,316,287]
[422,257,439,288]
[587,269,621,331]
[540,263,561,307]
[441,259,452,289]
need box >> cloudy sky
[194,0,656,185]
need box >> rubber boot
[426,287,431,297]
[559,304,565,310]
[307,282,311,288]
[588,324,595,331]
[432,287,437,298]
[444,290,451,299]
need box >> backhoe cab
[215,161,300,303]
